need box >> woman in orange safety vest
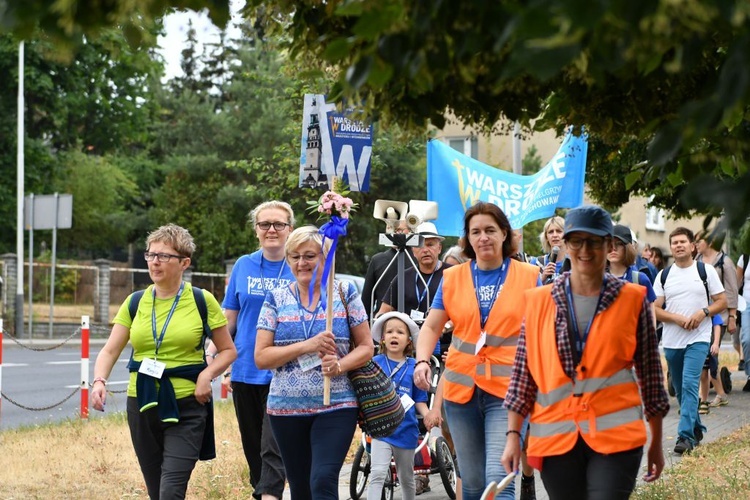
[501,205,670,500]
[414,202,540,500]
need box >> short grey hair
[442,245,468,264]
[285,226,332,257]
[146,224,196,258]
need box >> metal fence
[0,258,226,334]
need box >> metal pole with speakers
[371,200,438,321]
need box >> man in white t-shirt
[654,227,726,455]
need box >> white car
[335,273,365,295]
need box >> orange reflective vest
[442,259,540,403]
[524,282,648,457]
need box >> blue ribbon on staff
[319,215,349,288]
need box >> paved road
[0,341,226,430]
[5,340,750,499]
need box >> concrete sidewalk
[287,363,750,500]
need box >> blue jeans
[741,308,750,375]
[665,342,709,445]
[444,387,520,500]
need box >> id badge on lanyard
[473,259,509,352]
[145,282,184,379]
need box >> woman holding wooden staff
[255,225,372,500]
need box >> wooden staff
[323,253,335,405]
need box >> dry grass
[633,426,750,498]
[0,401,362,499]
[29,303,118,323]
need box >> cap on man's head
[613,225,633,245]
[417,222,444,241]
[563,205,613,238]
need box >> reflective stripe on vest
[536,368,636,407]
[441,260,541,403]
[451,333,519,354]
[523,282,648,456]
[530,405,644,438]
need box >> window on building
[645,196,666,231]
[447,136,479,159]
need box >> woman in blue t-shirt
[368,311,429,500]
[206,200,296,499]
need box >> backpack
[659,261,710,308]
[128,285,212,351]
[698,252,726,283]
[630,269,641,285]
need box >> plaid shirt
[505,272,670,421]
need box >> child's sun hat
[371,311,420,345]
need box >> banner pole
[323,254,335,405]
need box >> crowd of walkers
[90,197,743,500]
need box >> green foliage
[152,154,254,272]
[241,0,750,227]
[0,31,162,255]
[33,250,77,302]
[522,145,543,175]
[53,151,139,258]
[2,0,230,55]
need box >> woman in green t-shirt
[92,224,236,499]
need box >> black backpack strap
[696,261,710,304]
[660,265,671,308]
[660,265,671,287]
[128,289,145,321]
[191,285,212,350]
[126,289,145,371]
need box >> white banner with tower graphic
[299,94,373,192]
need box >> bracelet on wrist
[336,361,342,375]
[505,429,522,437]
[92,377,107,386]
[729,315,737,319]
[415,360,430,367]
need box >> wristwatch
[702,307,710,317]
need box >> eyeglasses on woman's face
[565,236,606,250]
[256,221,290,231]
[144,252,185,263]
[287,252,321,264]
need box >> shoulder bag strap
[338,282,355,349]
